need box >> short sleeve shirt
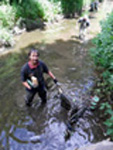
[21,60,49,86]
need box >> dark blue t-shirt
[21,60,49,87]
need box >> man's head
[83,15,88,20]
[28,49,40,57]
[83,18,86,22]
[28,49,40,65]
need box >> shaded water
[0,19,106,150]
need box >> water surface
[0,18,106,150]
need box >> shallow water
[0,18,106,150]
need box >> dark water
[0,19,106,150]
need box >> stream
[0,1,113,149]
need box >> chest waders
[25,65,47,106]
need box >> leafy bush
[0,4,15,46]
[38,0,62,21]
[100,102,113,140]
[0,4,15,28]
[13,0,44,20]
[90,11,113,140]
[13,0,62,22]
[0,27,14,46]
[90,12,113,89]
[61,0,83,16]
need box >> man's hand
[53,78,58,84]
[23,81,32,90]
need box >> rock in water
[29,135,41,143]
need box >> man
[89,1,99,12]
[78,15,90,40]
[21,49,58,106]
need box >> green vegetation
[90,11,113,140]
[0,4,15,46]
[61,0,83,17]
[100,102,113,140]
[13,0,62,21]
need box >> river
[0,1,113,149]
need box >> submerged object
[60,93,71,110]
[55,83,72,110]
[69,106,87,124]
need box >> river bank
[78,140,113,150]
[0,0,112,56]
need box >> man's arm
[41,61,58,84]
[48,71,56,79]
[22,81,31,90]
[21,64,31,89]
[48,71,58,84]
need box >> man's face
[29,51,38,65]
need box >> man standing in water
[89,1,99,12]
[78,15,90,40]
[21,49,58,106]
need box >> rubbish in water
[92,95,100,102]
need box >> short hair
[28,49,40,57]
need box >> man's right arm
[22,81,31,90]
[21,64,31,90]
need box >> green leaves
[100,102,113,138]
[104,119,113,127]
[100,102,111,110]
[0,4,15,28]
[61,0,84,16]
[90,12,113,73]
[104,115,113,138]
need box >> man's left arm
[48,71,58,84]
[42,61,58,84]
